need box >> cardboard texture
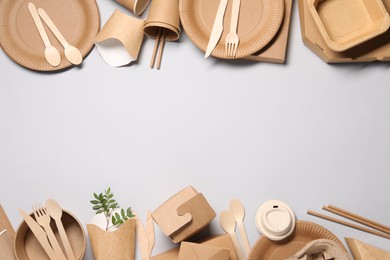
[178,242,230,260]
[0,205,15,240]
[87,218,136,260]
[345,237,390,260]
[144,0,181,41]
[308,0,390,52]
[245,0,293,63]
[116,0,150,15]
[152,235,238,260]
[298,0,390,62]
[152,186,216,243]
[0,230,16,260]
[95,9,145,67]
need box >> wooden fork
[225,0,241,58]
[33,204,67,260]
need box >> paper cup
[95,9,145,67]
[115,0,150,15]
[87,218,136,260]
[0,230,16,260]
[144,0,180,41]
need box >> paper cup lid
[256,200,296,241]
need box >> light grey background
[1,0,390,259]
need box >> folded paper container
[152,186,216,243]
[95,9,145,67]
[87,218,136,260]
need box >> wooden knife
[205,0,229,58]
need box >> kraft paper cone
[0,205,15,240]
[95,9,145,67]
[87,218,136,260]
[116,0,150,15]
[0,230,16,260]
[144,0,180,41]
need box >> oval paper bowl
[14,209,86,260]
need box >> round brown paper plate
[248,220,347,260]
[0,0,100,71]
[179,0,284,59]
[15,210,86,260]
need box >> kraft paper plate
[248,220,347,260]
[179,0,285,59]
[0,0,100,71]
[14,210,86,260]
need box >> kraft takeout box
[152,235,238,260]
[144,0,181,41]
[298,0,390,62]
[87,218,136,260]
[178,242,230,260]
[152,186,216,243]
[95,9,145,67]
[115,0,150,15]
[308,0,390,52]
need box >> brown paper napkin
[0,230,16,260]
[87,218,136,260]
[95,9,145,67]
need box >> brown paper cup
[0,230,16,260]
[87,218,136,260]
[144,0,180,41]
[116,0,150,15]
[95,9,145,66]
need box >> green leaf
[96,209,103,214]
[93,205,101,210]
[106,187,111,195]
[112,215,117,225]
[98,193,104,201]
[93,193,99,200]
[107,194,114,199]
[90,200,100,204]
[121,208,125,218]
[115,212,121,220]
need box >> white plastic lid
[255,200,296,241]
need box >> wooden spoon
[220,210,245,260]
[37,8,82,65]
[230,199,251,257]
[27,3,61,67]
[46,199,76,260]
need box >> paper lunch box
[152,186,216,243]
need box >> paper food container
[308,0,390,52]
[144,0,181,41]
[87,218,136,260]
[95,9,145,67]
[14,209,86,260]
[152,235,237,260]
[152,186,216,243]
[298,0,390,62]
[115,0,150,15]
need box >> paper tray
[308,0,390,52]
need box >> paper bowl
[308,0,390,52]
[14,210,86,260]
[248,220,347,260]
